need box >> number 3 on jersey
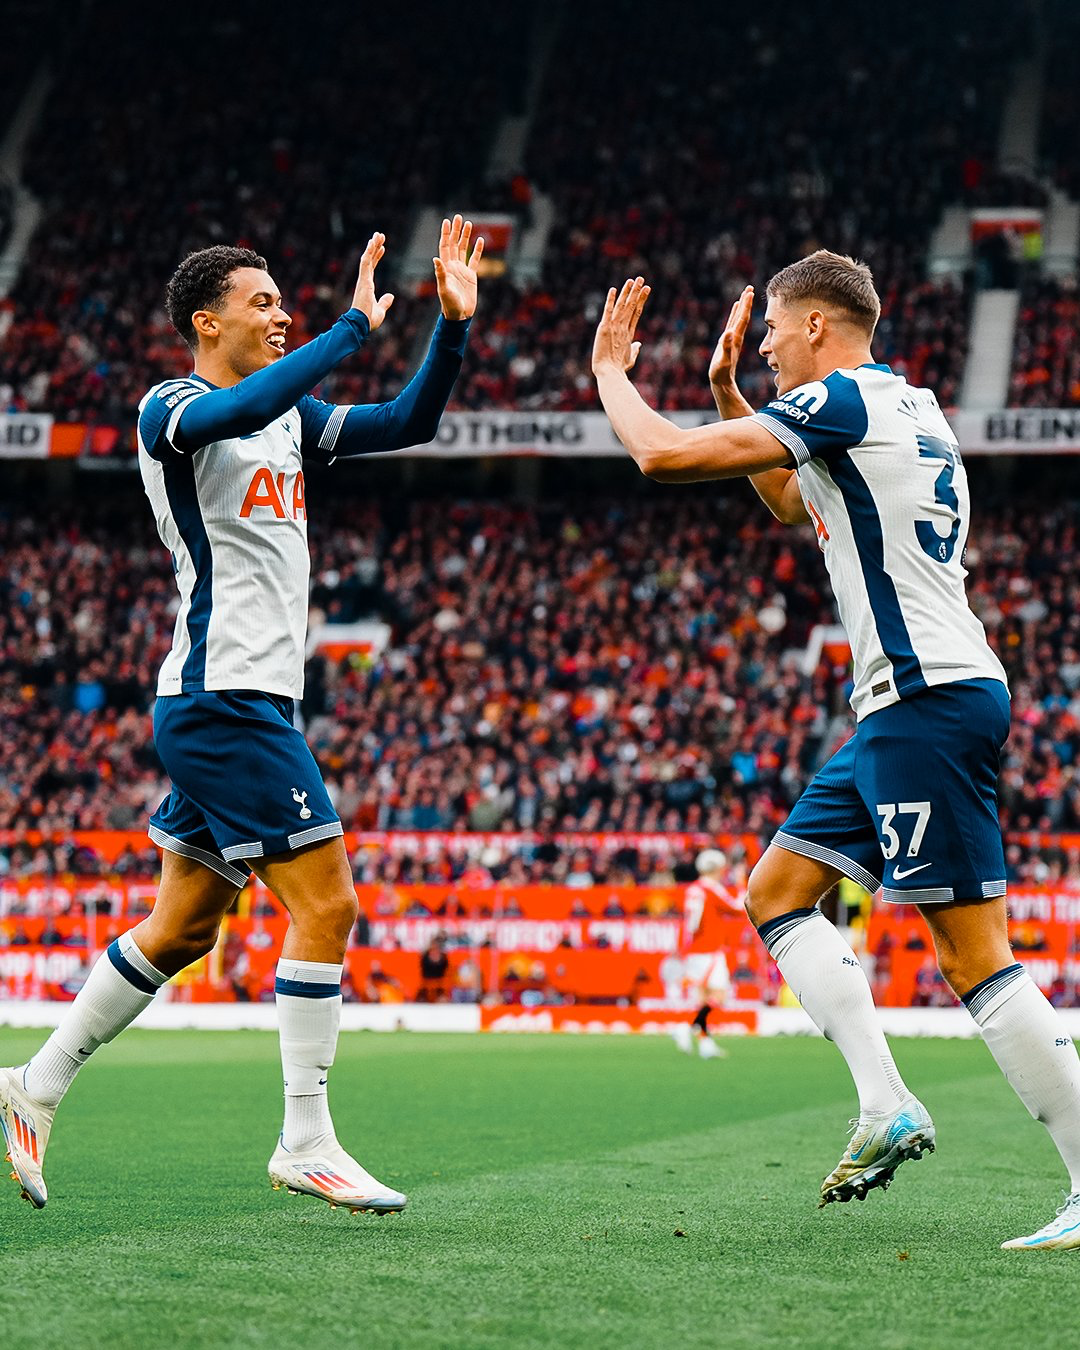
[915,435,961,563]
[875,801,931,860]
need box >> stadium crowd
[452,0,1025,415]
[1008,277,1080,407]
[4,485,1080,884]
[0,0,522,424]
[0,0,1054,425]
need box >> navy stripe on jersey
[161,455,214,689]
[829,449,928,698]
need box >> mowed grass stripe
[0,1032,1073,1350]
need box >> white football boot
[1001,1193,1080,1250]
[697,1036,728,1060]
[672,1023,695,1055]
[0,1066,54,1209]
[269,1137,406,1215]
[820,1096,935,1207]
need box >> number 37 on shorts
[875,801,931,871]
[774,679,1010,906]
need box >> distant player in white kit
[673,849,740,1059]
[0,217,483,1215]
[592,251,1080,1250]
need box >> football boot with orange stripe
[268,1137,406,1214]
[0,1066,54,1209]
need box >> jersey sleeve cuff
[317,404,352,458]
[340,309,372,342]
[433,314,471,354]
[751,411,811,467]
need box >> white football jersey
[751,364,1007,720]
[137,376,346,699]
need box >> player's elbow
[634,443,683,481]
[778,497,812,527]
[413,415,441,448]
[385,411,441,453]
[775,501,809,526]
[636,449,665,480]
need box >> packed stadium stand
[454,0,1027,414]
[3,473,1080,886]
[0,1,523,422]
[1009,277,1080,405]
[3,0,1075,425]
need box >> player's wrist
[341,308,372,338]
[593,359,627,380]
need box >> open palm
[434,214,484,320]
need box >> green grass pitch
[0,1028,1074,1350]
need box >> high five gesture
[351,232,395,332]
[434,214,484,321]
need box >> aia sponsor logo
[240,467,306,520]
[806,497,829,549]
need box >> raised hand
[433,214,484,320]
[709,284,754,392]
[351,232,395,331]
[592,276,651,376]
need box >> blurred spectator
[363,962,405,1004]
[418,939,450,1002]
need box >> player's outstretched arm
[592,278,793,483]
[300,216,483,459]
[163,237,391,454]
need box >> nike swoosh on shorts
[893,862,932,880]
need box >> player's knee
[745,862,782,928]
[932,939,976,995]
[152,921,220,969]
[323,888,359,939]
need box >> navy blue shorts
[149,691,342,888]
[775,679,1010,905]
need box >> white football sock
[21,931,167,1109]
[759,907,909,1117]
[964,964,1080,1190]
[276,957,342,1152]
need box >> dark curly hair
[165,245,268,351]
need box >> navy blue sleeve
[750,371,869,466]
[298,316,470,463]
[167,309,371,453]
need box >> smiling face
[758,295,821,396]
[194,267,291,378]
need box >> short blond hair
[766,249,880,337]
